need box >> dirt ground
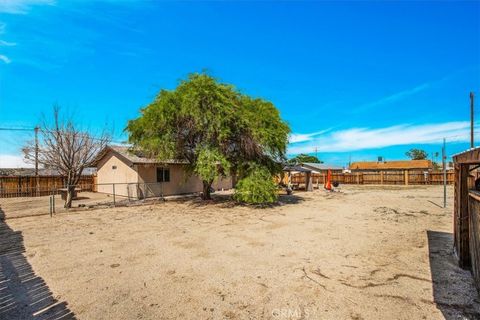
[1,185,479,320]
[0,192,125,219]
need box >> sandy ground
[0,185,479,320]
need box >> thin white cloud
[354,82,431,113]
[0,154,32,168]
[288,121,471,154]
[0,54,11,64]
[289,129,331,143]
[0,0,55,14]
[0,40,16,46]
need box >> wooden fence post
[112,183,116,206]
[49,196,53,217]
[457,164,471,268]
[404,170,409,185]
[356,173,360,184]
[380,171,384,185]
[306,172,313,191]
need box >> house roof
[94,145,187,166]
[349,160,433,171]
[283,165,311,173]
[301,162,343,171]
[108,146,160,164]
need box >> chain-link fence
[0,182,168,219]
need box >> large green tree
[126,73,290,200]
[405,148,428,160]
[288,153,322,164]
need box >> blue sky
[0,0,479,167]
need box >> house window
[156,167,170,182]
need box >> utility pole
[442,138,446,208]
[34,126,39,195]
[34,126,39,176]
[471,92,475,148]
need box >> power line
[0,127,35,131]
[0,126,127,144]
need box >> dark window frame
[156,167,170,183]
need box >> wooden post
[443,138,447,207]
[404,170,409,185]
[49,196,53,217]
[471,92,475,148]
[457,164,471,268]
[112,183,116,206]
[454,164,459,257]
[380,171,384,185]
[306,172,313,191]
[356,172,360,184]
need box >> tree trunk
[65,185,75,208]
[64,173,80,209]
[202,180,212,200]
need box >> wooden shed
[282,165,313,191]
[452,147,480,290]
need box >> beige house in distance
[94,146,232,199]
[349,160,433,173]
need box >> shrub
[234,167,278,204]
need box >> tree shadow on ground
[184,192,305,209]
[427,230,480,320]
[0,206,76,320]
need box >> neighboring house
[349,160,433,173]
[93,146,232,198]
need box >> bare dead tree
[23,106,110,208]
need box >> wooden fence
[288,171,455,186]
[0,175,95,198]
[468,191,480,290]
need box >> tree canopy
[405,148,428,160]
[288,153,322,164]
[23,106,110,208]
[126,72,290,199]
[233,166,278,204]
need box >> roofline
[349,159,433,170]
[300,163,344,170]
[93,145,188,167]
[91,146,133,167]
[452,146,480,164]
[283,165,312,173]
[350,167,432,170]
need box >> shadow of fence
[0,207,76,320]
[427,230,480,320]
